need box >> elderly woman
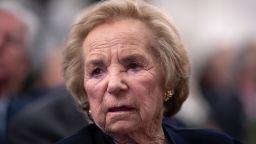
[57,0,241,144]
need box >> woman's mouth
[108,106,136,112]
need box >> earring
[88,109,92,118]
[165,90,173,102]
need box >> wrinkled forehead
[85,34,146,54]
[82,18,156,58]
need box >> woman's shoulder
[55,123,114,144]
[164,124,242,144]
[163,124,243,144]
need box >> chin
[104,111,141,133]
[106,119,140,134]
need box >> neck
[111,132,166,144]
[109,118,167,144]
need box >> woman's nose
[107,71,128,96]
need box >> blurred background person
[7,47,89,144]
[234,39,256,122]
[0,1,39,143]
[151,3,256,143]
[196,42,246,140]
[232,39,256,144]
[1,0,92,120]
[1,0,92,143]
[0,7,30,96]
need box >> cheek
[140,85,163,120]
[84,78,105,104]
[130,73,164,121]
[84,80,106,124]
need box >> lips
[108,106,135,112]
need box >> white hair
[0,0,40,50]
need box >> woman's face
[83,18,164,134]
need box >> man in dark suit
[7,86,89,144]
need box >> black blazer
[7,87,89,144]
[56,123,242,144]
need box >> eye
[127,62,142,71]
[5,33,23,46]
[91,67,104,78]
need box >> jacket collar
[163,119,187,144]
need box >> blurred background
[0,0,255,144]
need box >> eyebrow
[85,58,105,68]
[120,54,149,65]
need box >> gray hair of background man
[0,0,40,70]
